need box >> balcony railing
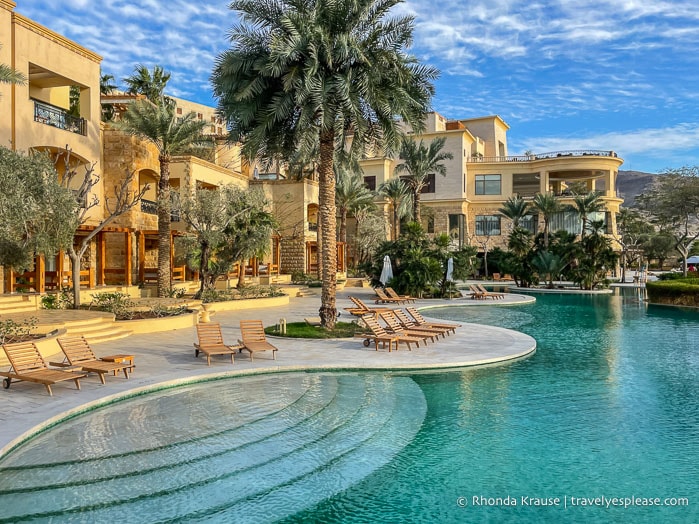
[468,150,618,163]
[141,199,181,221]
[33,99,87,136]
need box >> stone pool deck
[0,288,536,456]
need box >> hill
[616,170,658,207]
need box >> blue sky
[16,0,699,173]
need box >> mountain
[616,170,658,207]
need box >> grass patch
[265,321,367,339]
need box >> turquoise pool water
[1,290,697,522]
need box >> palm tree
[532,192,562,248]
[212,0,437,329]
[394,136,453,224]
[0,44,25,85]
[498,196,530,228]
[123,64,171,104]
[119,100,207,296]
[378,177,411,240]
[571,191,604,238]
[335,166,375,244]
[100,72,118,122]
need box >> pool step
[0,374,426,522]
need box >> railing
[468,150,618,163]
[33,99,87,136]
[141,199,181,221]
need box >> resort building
[359,112,624,256]
[0,0,622,293]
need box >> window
[520,215,538,234]
[427,216,435,234]
[475,215,501,236]
[475,174,501,195]
[448,214,465,246]
[176,107,182,115]
[400,173,435,193]
[363,176,376,191]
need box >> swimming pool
[1,290,697,522]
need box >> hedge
[646,278,699,307]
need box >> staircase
[62,315,132,344]
[0,295,37,314]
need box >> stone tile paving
[0,287,536,456]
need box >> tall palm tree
[532,192,562,248]
[0,44,25,85]
[394,136,453,224]
[335,166,375,244]
[100,72,118,122]
[378,177,411,240]
[498,196,530,228]
[212,0,437,329]
[123,64,171,104]
[571,191,604,238]
[119,100,207,296]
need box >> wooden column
[138,231,145,284]
[170,232,175,279]
[97,232,106,285]
[125,231,133,286]
[5,268,14,293]
[36,255,46,293]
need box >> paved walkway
[0,288,536,456]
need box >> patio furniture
[406,307,460,333]
[194,323,241,366]
[468,284,487,299]
[378,311,437,344]
[374,288,407,304]
[392,309,450,338]
[359,314,423,351]
[344,296,393,317]
[1,341,86,396]
[385,287,415,303]
[239,320,278,361]
[476,283,505,299]
[55,336,132,384]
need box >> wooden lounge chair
[392,309,450,338]
[378,310,437,344]
[239,320,278,361]
[476,283,505,299]
[360,314,423,351]
[468,284,487,299]
[0,341,86,396]
[406,307,460,333]
[374,288,407,304]
[344,296,393,317]
[194,323,242,366]
[55,336,131,384]
[385,287,415,303]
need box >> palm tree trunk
[543,220,550,248]
[392,205,398,241]
[198,240,210,298]
[412,189,421,224]
[318,133,337,329]
[157,154,172,297]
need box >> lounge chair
[194,323,241,366]
[0,341,86,396]
[374,288,407,304]
[385,287,415,303]
[239,320,278,361]
[492,273,502,281]
[406,307,460,333]
[378,310,437,344]
[392,309,450,338]
[360,314,423,351]
[476,283,505,299]
[468,284,487,299]
[55,336,131,384]
[344,296,393,317]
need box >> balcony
[308,222,318,232]
[33,99,87,136]
[468,150,618,163]
[141,199,181,222]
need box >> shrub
[88,292,135,319]
[40,287,74,310]
[646,279,699,307]
[0,317,38,344]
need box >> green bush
[88,292,135,319]
[0,317,38,344]
[646,279,699,306]
[657,272,699,281]
[40,287,73,310]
